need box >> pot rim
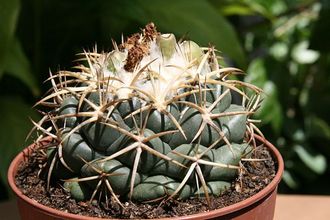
[8,135,284,220]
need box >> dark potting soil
[15,145,276,219]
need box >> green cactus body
[81,159,143,195]
[61,130,99,173]
[59,96,79,127]
[207,143,252,181]
[167,106,225,148]
[151,144,213,180]
[195,181,231,197]
[35,23,263,204]
[219,104,248,143]
[132,175,194,202]
[82,110,129,151]
[106,129,172,173]
[145,104,181,135]
[64,180,91,201]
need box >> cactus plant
[32,23,263,207]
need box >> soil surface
[15,145,276,219]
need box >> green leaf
[292,41,320,64]
[269,42,288,61]
[0,97,39,192]
[299,86,309,107]
[310,0,330,52]
[245,0,287,16]
[245,58,267,87]
[220,4,257,16]
[292,129,306,143]
[0,0,20,76]
[3,38,40,96]
[261,81,283,132]
[124,0,246,67]
[282,170,299,189]
[305,116,330,139]
[241,0,276,20]
[294,144,327,174]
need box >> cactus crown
[32,23,263,207]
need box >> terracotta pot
[8,135,284,220]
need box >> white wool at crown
[136,40,194,101]
[91,36,212,103]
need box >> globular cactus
[33,23,263,207]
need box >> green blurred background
[0,0,329,201]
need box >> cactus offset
[33,23,263,206]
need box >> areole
[8,135,284,220]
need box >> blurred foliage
[0,0,329,201]
[228,0,330,193]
